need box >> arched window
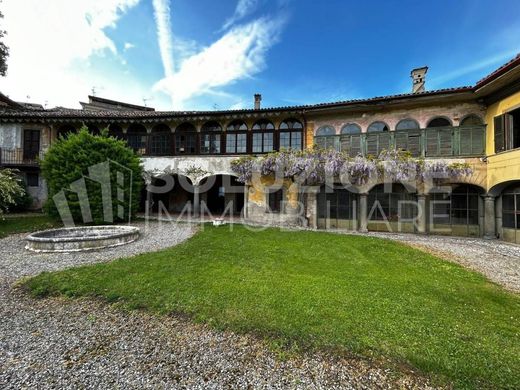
[395,119,421,156]
[395,119,420,130]
[127,124,148,155]
[200,121,222,154]
[315,125,336,150]
[86,124,100,135]
[175,123,197,155]
[108,124,124,140]
[56,124,77,139]
[367,121,389,132]
[252,119,275,153]
[427,117,452,128]
[340,124,362,156]
[341,123,361,135]
[279,118,303,150]
[366,122,390,157]
[367,184,417,232]
[460,115,483,126]
[149,124,171,156]
[226,120,248,154]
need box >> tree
[0,3,8,76]
[0,168,25,215]
[41,127,143,224]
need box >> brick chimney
[411,66,428,93]
[254,93,262,109]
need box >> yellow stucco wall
[305,121,314,149]
[249,175,299,208]
[485,90,520,190]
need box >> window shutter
[425,129,439,156]
[439,128,453,156]
[494,115,505,153]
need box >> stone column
[193,185,200,217]
[243,184,249,219]
[306,186,320,229]
[359,193,368,233]
[417,194,427,234]
[483,195,496,239]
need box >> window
[366,122,390,157]
[427,117,451,128]
[267,188,284,213]
[26,172,39,187]
[367,121,389,133]
[494,107,520,153]
[367,184,416,222]
[502,186,520,230]
[395,119,420,130]
[175,123,197,154]
[126,124,148,155]
[340,124,361,156]
[460,115,483,126]
[108,124,124,140]
[149,124,171,156]
[200,121,222,154]
[279,119,303,150]
[315,126,336,150]
[226,121,248,154]
[252,120,275,153]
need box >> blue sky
[1,0,520,110]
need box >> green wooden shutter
[425,129,439,156]
[494,115,505,153]
[460,126,485,156]
[395,130,421,156]
[366,134,378,157]
[439,128,453,156]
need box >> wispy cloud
[124,42,135,51]
[429,49,520,87]
[0,0,145,107]
[152,0,175,77]
[222,0,261,30]
[154,16,285,109]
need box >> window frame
[279,118,303,150]
[252,119,275,154]
[225,120,249,154]
[174,123,198,155]
[200,121,223,155]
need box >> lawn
[0,214,61,238]
[24,225,520,389]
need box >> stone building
[1,54,520,242]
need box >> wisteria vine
[230,148,473,186]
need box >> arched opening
[460,115,483,126]
[127,124,148,155]
[56,124,77,139]
[279,118,303,150]
[108,124,124,140]
[225,120,248,154]
[147,174,194,214]
[314,125,336,150]
[317,184,358,229]
[395,119,421,156]
[199,174,244,215]
[86,124,101,135]
[340,123,362,156]
[175,123,197,155]
[367,183,418,233]
[149,124,171,156]
[425,117,453,157]
[200,121,222,154]
[429,184,483,237]
[366,122,391,157]
[252,119,275,153]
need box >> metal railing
[0,148,43,166]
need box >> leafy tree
[41,127,143,224]
[0,168,25,215]
[0,4,8,76]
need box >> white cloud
[152,0,174,77]
[154,16,285,109]
[124,42,135,51]
[0,0,144,108]
[223,0,260,30]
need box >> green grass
[0,214,61,238]
[24,225,520,389]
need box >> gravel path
[0,222,434,389]
[341,231,520,292]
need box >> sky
[0,0,519,111]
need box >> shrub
[0,168,26,215]
[41,127,143,224]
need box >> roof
[81,95,155,111]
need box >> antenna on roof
[91,87,96,96]
[213,103,219,110]
[26,95,30,102]
[143,97,153,107]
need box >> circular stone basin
[25,225,140,253]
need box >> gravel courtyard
[1,221,518,389]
